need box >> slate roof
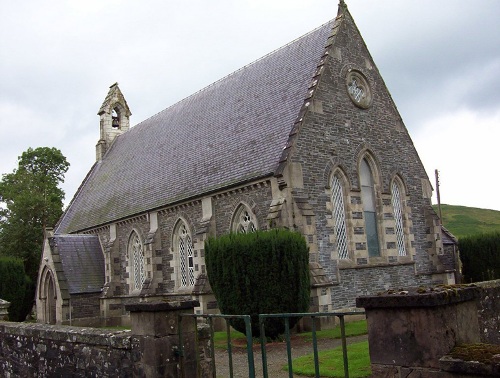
[441,226,458,245]
[52,234,105,294]
[57,20,334,233]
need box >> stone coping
[124,300,200,312]
[356,284,480,309]
[440,354,500,377]
[0,322,131,348]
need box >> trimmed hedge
[205,229,310,339]
[0,256,33,321]
[459,231,500,283]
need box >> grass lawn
[290,340,371,378]
[213,320,370,376]
[298,320,367,341]
[213,319,367,349]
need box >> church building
[36,2,458,326]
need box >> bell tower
[96,83,132,161]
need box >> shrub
[205,229,310,339]
[459,231,500,282]
[0,256,33,321]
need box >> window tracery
[176,221,195,287]
[129,231,145,291]
[391,180,407,256]
[232,204,257,233]
[331,174,349,259]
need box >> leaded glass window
[391,181,407,256]
[331,174,349,259]
[178,223,195,287]
[233,205,257,233]
[360,159,380,257]
[130,232,145,291]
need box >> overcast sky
[1,0,499,212]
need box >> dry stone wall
[0,322,133,377]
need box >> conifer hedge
[459,231,500,283]
[0,256,33,321]
[205,229,310,339]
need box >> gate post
[125,300,200,377]
[356,286,481,376]
[0,299,10,320]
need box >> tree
[205,229,310,339]
[460,232,500,282]
[0,147,69,302]
[0,257,32,321]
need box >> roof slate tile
[57,21,333,233]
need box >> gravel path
[213,335,368,378]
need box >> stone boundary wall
[0,322,132,377]
[476,279,500,344]
[0,300,210,378]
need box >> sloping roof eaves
[58,21,333,233]
[55,234,105,294]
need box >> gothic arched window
[391,179,407,256]
[360,158,380,257]
[129,231,145,291]
[331,173,349,259]
[232,204,258,233]
[175,221,195,287]
[112,107,121,129]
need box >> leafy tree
[205,229,310,339]
[0,147,69,319]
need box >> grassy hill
[432,204,500,238]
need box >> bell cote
[96,83,132,161]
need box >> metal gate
[178,311,365,378]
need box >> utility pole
[435,169,443,225]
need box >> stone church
[36,2,458,326]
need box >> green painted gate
[178,311,365,378]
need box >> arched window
[175,221,195,287]
[232,204,258,233]
[129,231,145,291]
[360,158,380,257]
[331,173,349,259]
[40,268,57,324]
[112,107,121,129]
[391,179,407,256]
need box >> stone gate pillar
[125,300,207,377]
[356,286,481,376]
[0,299,10,320]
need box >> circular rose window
[346,69,372,109]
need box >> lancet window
[129,231,145,291]
[176,221,195,287]
[391,179,407,256]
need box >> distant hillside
[432,204,500,238]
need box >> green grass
[213,329,247,349]
[289,340,371,378]
[213,319,367,349]
[433,204,500,238]
[298,320,367,341]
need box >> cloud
[413,109,500,211]
[0,0,499,212]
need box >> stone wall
[356,281,500,377]
[286,7,447,310]
[476,279,500,344]
[0,300,211,378]
[0,322,132,377]
[69,292,101,322]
